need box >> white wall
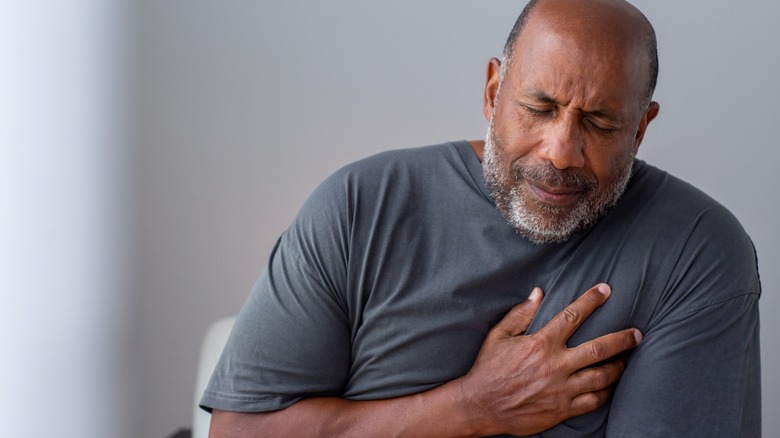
[132,1,779,436]
[0,1,133,437]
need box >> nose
[537,115,585,170]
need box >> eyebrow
[523,89,557,104]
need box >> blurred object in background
[0,1,133,437]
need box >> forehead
[507,7,648,114]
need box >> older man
[202,0,761,436]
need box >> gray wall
[132,1,780,436]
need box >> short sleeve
[606,293,761,436]
[605,204,762,436]
[200,170,353,413]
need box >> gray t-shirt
[201,141,761,437]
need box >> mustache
[511,162,596,192]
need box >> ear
[632,101,660,154]
[483,58,502,121]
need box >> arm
[605,293,760,437]
[603,200,762,436]
[210,284,643,437]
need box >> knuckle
[581,289,602,305]
[594,369,613,388]
[538,361,557,379]
[579,369,610,392]
[486,326,502,339]
[510,305,532,320]
[612,332,635,352]
[599,360,625,384]
[609,358,627,376]
[561,306,581,324]
[526,335,548,356]
[587,342,606,361]
[581,392,603,411]
[571,389,611,417]
[608,367,624,384]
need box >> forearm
[210,379,482,438]
[210,285,638,437]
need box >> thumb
[491,287,544,338]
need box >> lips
[525,180,584,206]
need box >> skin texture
[210,0,658,436]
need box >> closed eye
[586,118,619,135]
[523,105,555,117]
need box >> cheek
[585,141,635,185]
[492,111,540,158]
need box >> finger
[539,283,611,343]
[490,287,544,338]
[568,387,612,417]
[568,357,626,395]
[568,328,642,369]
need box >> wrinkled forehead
[508,4,650,112]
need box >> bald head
[502,0,658,109]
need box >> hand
[457,284,642,436]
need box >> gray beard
[482,121,635,244]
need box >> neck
[469,139,485,162]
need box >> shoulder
[287,140,473,247]
[301,142,446,198]
[299,140,477,215]
[631,161,755,260]
[628,160,735,219]
[326,141,468,186]
[627,161,760,315]
[623,161,751,245]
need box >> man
[202,0,761,436]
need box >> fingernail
[529,287,541,301]
[597,283,611,296]
[633,330,643,344]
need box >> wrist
[439,376,489,438]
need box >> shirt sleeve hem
[199,390,302,414]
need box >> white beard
[482,119,635,244]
